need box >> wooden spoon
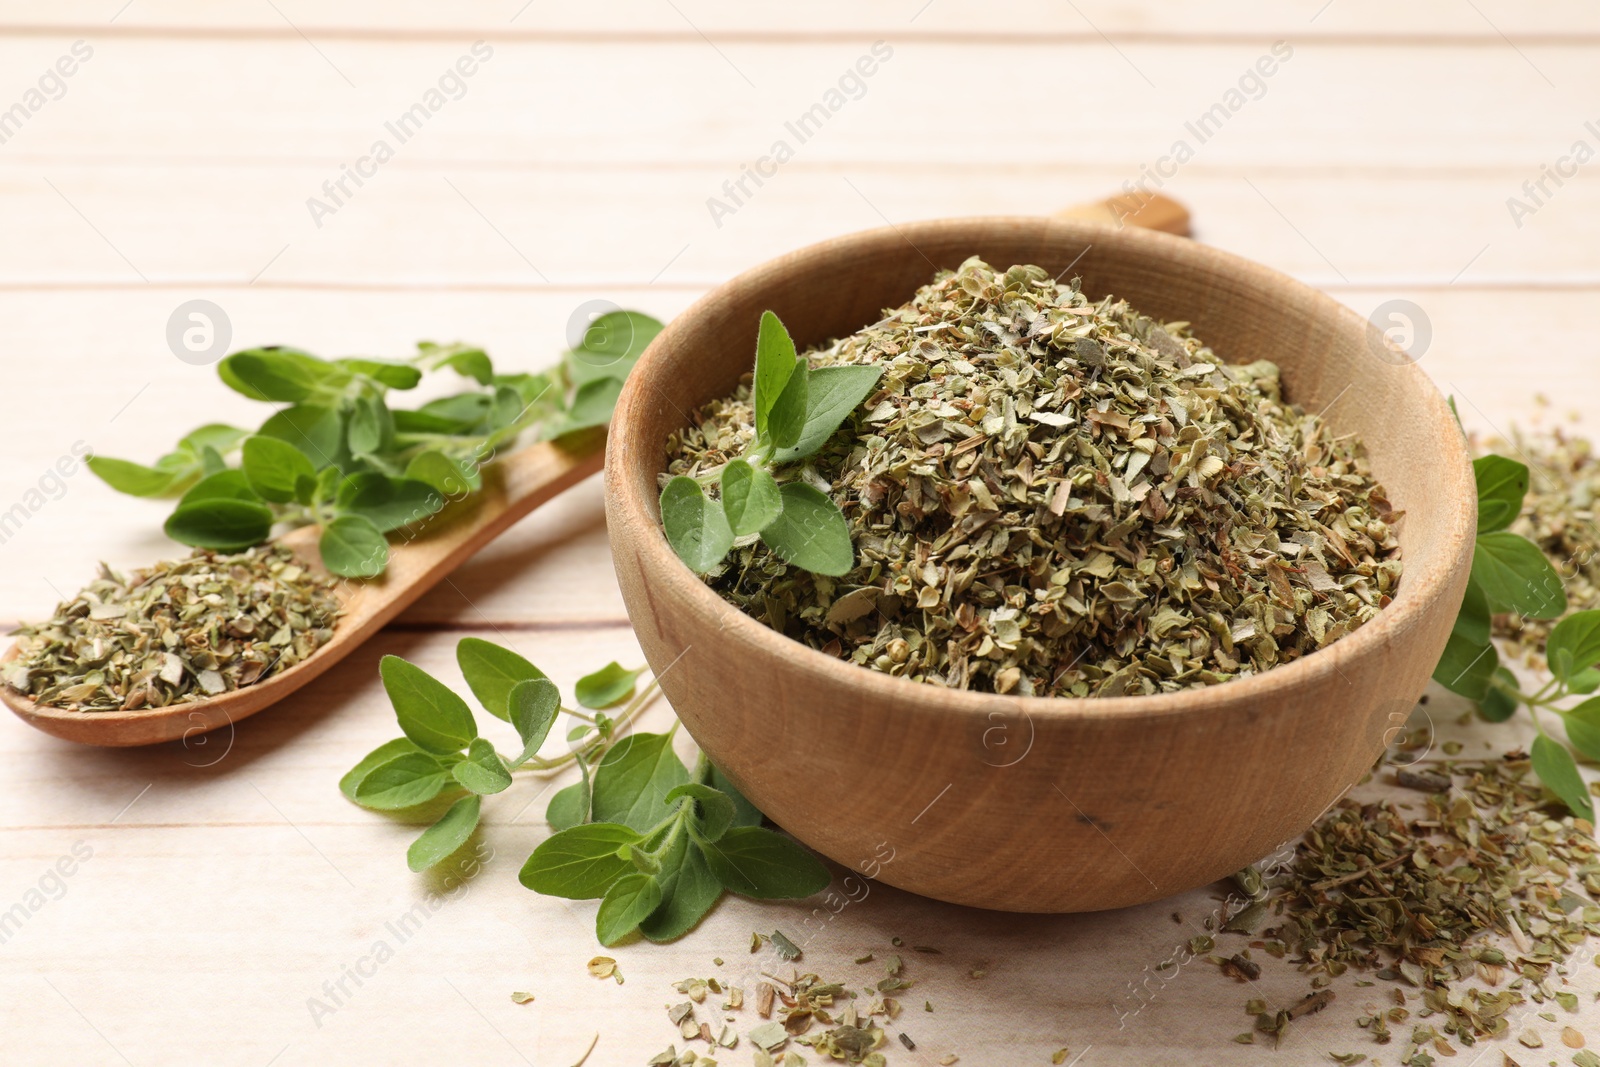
[1,193,1187,747]
[2,430,605,746]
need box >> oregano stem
[513,674,662,775]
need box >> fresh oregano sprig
[89,311,662,578]
[340,637,830,944]
[660,310,883,577]
[1431,451,1600,822]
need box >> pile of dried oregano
[666,257,1400,697]
[647,945,943,1066]
[1215,753,1600,1063]
[4,544,340,710]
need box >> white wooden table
[3,3,1598,1063]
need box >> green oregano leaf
[759,482,854,576]
[335,473,445,533]
[557,377,626,435]
[590,733,689,833]
[574,662,643,709]
[407,794,482,872]
[665,783,736,842]
[1472,454,1530,534]
[547,783,589,832]
[698,826,831,899]
[596,872,663,945]
[406,392,490,433]
[196,445,228,477]
[709,765,764,828]
[766,360,809,450]
[567,311,663,386]
[752,310,798,441]
[353,752,456,810]
[771,363,884,463]
[519,823,643,899]
[456,637,546,722]
[340,737,425,802]
[1571,667,1600,695]
[177,423,251,458]
[86,453,199,498]
[638,835,721,943]
[1546,610,1600,684]
[257,403,345,468]
[1452,577,1491,646]
[508,678,561,766]
[320,513,389,578]
[721,460,782,537]
[1530,734,1595,823]
[1478,666,1520,723]
[629,844,663,876]
[347,394,393,455]
[452,737,513,795]
[433,346,495,385]
[164,498,275,552]
[334,357,422,390]
[1562,696,1600,764]
[547,754,593,831]
[218,347,332,403]
[1433,631,1497,701]
[1470,531,1565,619]
[661,476,734,573]
[380,655,478,755]
[241,434,316,503]
[405,450,480,497]
[176,469,259,506]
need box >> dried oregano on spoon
[665,258,1401,697]
[4,543,339,710]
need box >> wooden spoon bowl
[604,217,1476,913]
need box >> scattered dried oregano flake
[1227,754,1600,1053]
[509,991,534,1005]
[666,258,1399,697]
[586,956,619,982]
[661,953,931,1065]
[5,543,339,710]
[770,930,801,961]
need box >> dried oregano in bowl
[663,257,1401,698]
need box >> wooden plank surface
[2,4,1598,1064]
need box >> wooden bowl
[604,217,1475,913]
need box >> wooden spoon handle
[1055,192,1191,235]
[315,427,607,635]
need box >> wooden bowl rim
[607,215,1477,724]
